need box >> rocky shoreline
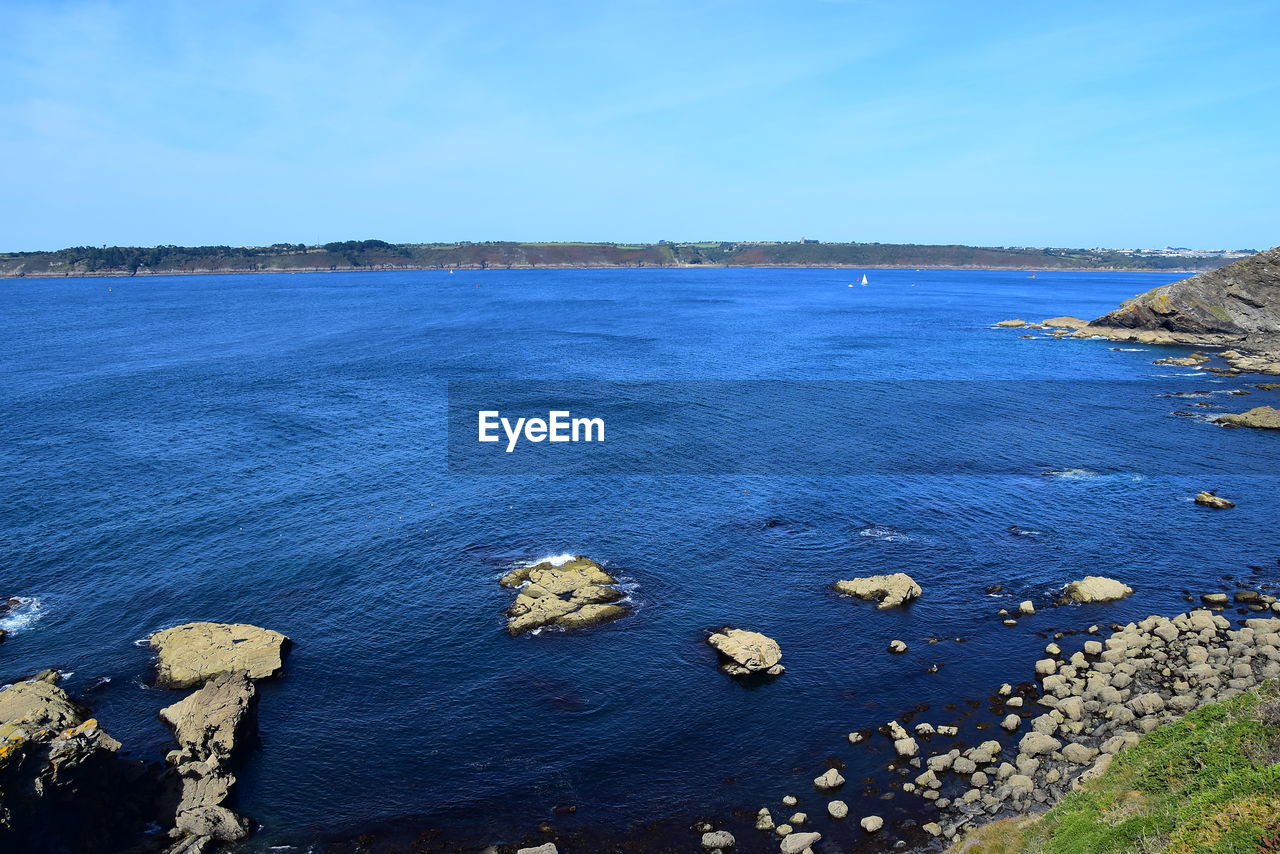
[0,621,289,853]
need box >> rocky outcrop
[151,622,288,853]
[1004,250,1280,371]
[1215,405,1280,430]
[499,556,630,635]
[159,672,256,847]
[995,319,1027,328]
[1092,246,1280,338]
[0,674,156,852]
[707,628,784,676]
[149,622,289,688]
[1194,491,1236,509]
[1060,576,1133,604]
[834,573,922,609]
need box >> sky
[2,0,1278,251]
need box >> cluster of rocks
[707,628,784,677]
[499,557,630,636]
[890,609,1280,843]
[833,572,922,609]
[149,622,289,852]
[0,621,288,854]
[739,769,886,853]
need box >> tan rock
[834,573,922,609]
[707,628,784,676]
[150,622,289,688]
[501,557,630,635]
[1194,491,1236,509]
[1216,406,1280,430]
[1061,576,1133,604]
[995,319,1027,327]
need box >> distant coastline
[0,240,1246,279]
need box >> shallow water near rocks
[2,267,1279,851]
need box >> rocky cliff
[1092,245,1280,344]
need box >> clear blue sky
[2,0,1277,251]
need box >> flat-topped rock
[1061,576,1133,604]
[500,556,630,635]
[0,678,84,731]
[150,622,289,688]
[708,628,784,676]
[1042,316,1089,329]
[1215,406,1280,430]
[834,573,922,609]
[1194,491,1236,509]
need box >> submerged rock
[1194,491,1236,509]
[707,628,784,676]
[500,556,630,635]
[1215,406,1280,430]
[834,573,922,609]
[1061,576,1133,604]
[149,622,289,688]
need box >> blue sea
[3,267,1279,852]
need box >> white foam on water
[857,525,911,542]
[0,597,45,634]
[1046,468,1097,480]
[517,552,580,568]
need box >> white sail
[860,274,869,286]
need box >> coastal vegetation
[0,240,1248,278]
[951,684,1280,854]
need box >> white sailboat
[860,273,869,286]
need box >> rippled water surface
[3,268,1279,850]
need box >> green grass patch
[956,685,1280,854]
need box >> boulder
[702,830,735,849]
[1061,577,1133,604]
[833,573,922,609]
[1195,491,1236,509]
[1216,406,1280,430]
[515,845,558,854]
[501,557,631,635]
[888,639,908,654]
[827,800,848,819]
[996,319,1027,327]
[813,768,844,790]
[779,831,821,854]
[150,622,289,688]
[707,628,784,676]
[1018,732,1061,756]
[860,815,884,833]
